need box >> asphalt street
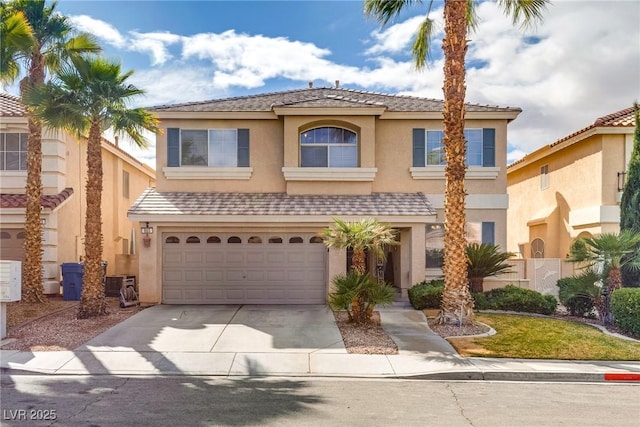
[1,374,638,426]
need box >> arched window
[228,236,241,244]
[268,237,283,244]
[16,231,25,239]
[248,236,262,244]
[0,232,10,239]
[165,236,180,244]
[289,236,303,244]
[186,236,200,244]
[309,236,323,243]
[207,236,221,243]
[531,238,545,258]
[300,126,357,167]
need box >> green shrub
[329,271,395,323]
[557,272,600,317]
[481,285,557,315]
[472,292,489,310]
[408,279,443,309]
[611,288,640,337]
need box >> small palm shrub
[611,288,640,337]
[480,285,557,315]
[408,279,444,309]
[329,271,395,324]
[557,270,601,317]
[466,243,515,293]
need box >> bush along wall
[611,288,640,337]
[409,282,557,315]
[408,279,444,309]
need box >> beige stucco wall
[507,132,629,259]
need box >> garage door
[162,232,327,304]
[0,229,25,261]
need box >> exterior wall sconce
[141,222,153,247]
[618,171,627,192]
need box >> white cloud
[129,32,182,65]
[365,15,438,56]
[68,15,126,48]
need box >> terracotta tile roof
[0,188,74,210]
[149,87,520,114]
[0,92,26,117]
[509,106,636,169]
[550,106,636,148]
[129,188,436,217]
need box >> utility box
[0,260,21,302]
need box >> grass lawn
[448,313,640,361]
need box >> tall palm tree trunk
[20,52,45,303]
[438,0,474,325]
[78,122,107,318]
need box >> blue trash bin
[61,262,83,301]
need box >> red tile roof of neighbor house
[128,189,436,217]
[508,106,636,169]
[149,86,521,114]
[550,106,636,148]
[0,188,74,210]
[0,92,26,116]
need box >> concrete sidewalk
[1,304,639,382]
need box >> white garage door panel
[162,232,326,304]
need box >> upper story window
[300,127,357,167]
[167,128,250,168]
[424,129,487,166]
[540,164,549,190]
[413,128,496,168]
[1,133,28,171]
[122,170,130,199]
[164,128,252,180]
[181,129,246,167]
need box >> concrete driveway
[79,304,347,354]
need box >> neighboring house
[507,106,635,260]
[129,85,521,304]
[0,93,156,292]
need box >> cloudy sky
[4,0,639,167]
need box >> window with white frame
[180,129,241,167]
[300,127,357,167]
[425,129,484,166]
[540,164,549,190]
[0,133,28,171]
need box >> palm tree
[24,55,159,318]
[364,0,548,325]
[0,0,100,303]
[466,242,515,293]
[321,217,398,274]
[568,231,640,324]
[321,217,399,322]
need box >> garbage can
[60,261,108,301]
[61,262,83,301]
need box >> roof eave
[508,125,634,173]
[272,106,387,116]
[153,111,278,120]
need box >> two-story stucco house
[507,106,635,260]
[0,93,156,292]
[129,86,521,305]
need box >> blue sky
[4,1,639,167]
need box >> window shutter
[167,128,180,167]
[412,128,425,167]
[481,222,495,245]
[237,128,250,167]
[482,128,495,167]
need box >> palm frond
[496,0,549,30]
